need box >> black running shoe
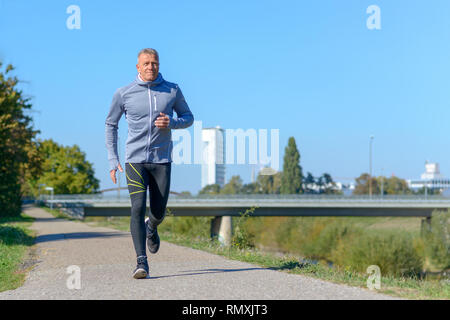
[145,217,160,254]
[132,255,149,279]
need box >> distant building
[303,181,351,193]
[407,161,450,191]
[331,180,355,191]
[201,126,226,188]
[421,162,444,180]
[335,181,355,191]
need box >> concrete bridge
[38,194,450,245]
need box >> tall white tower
[201,126,226,188]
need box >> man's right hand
[110,163,124,184]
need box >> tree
[240,182,261,194]
[280,137,303,194]
[353,173,379,195]
[257,170,282,194]
[34,139,100,195]
[380,176,412,195]
[303,172,315,194]
[354,174,412,195]
[0,62,43,216]
[320,173,341,195]
[316,175,325,192]
[413,187,441,196]
[221,175,243,195]
[302,172,341,195]
[198,184,221,195]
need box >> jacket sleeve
[105,89,124,171]
[168,86,194,129]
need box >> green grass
[40,206,79,221]
[0,214,35,292]
[158,230,450,300]
[242,215,446,275]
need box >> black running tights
[125,162,171,257]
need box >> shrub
[268,217,361,261]
[231,207,256,250]
[331,230,424,277]
[422,209,450,270]
[251,216,424,277]
[300,219,362,261]
[159,216,213,240]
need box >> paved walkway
[0,205,400,300]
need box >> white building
[201,126,226,188]
[420,162,444,180]
[407,161,450,190]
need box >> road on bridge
[0,205,399,300]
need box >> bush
[331,230,424,277]
[160,213,429,277]
[245,216,426,277]
[158,215,213,240]
[422,209,450,270]
[299,219,362,261]
[231,207,256,250]
[267,217,361,261]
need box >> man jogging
[105,48,194,279]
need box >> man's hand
[155,112,170,128]
[110,163,124,184]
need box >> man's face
[136,53,159,81]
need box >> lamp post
[369,135,374,198]
[37,183,47,204]
[45,186,54,209]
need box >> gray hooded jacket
[105,73,194,171]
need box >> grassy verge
[40,206,79,221]
[0,213,35,292]
[40,205,450,299]
[159,231,450,300]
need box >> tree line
[0,63,99,216]
[352,173,439,196]
[199,137,343,196]
[198,138,436,197]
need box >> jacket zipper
[154,95,157,111]
[147,85,152,161]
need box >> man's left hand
[155,112,170,128]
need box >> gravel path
[0,205,400,300]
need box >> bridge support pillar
[211,216,233,246]
[421,216,432,236]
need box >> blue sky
[1,0,449,195]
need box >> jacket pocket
[148,143,170,162]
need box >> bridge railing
[34,193,450,245]
[39,193,450,201]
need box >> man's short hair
[137,48,159,61]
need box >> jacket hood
[135,72,164,87]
